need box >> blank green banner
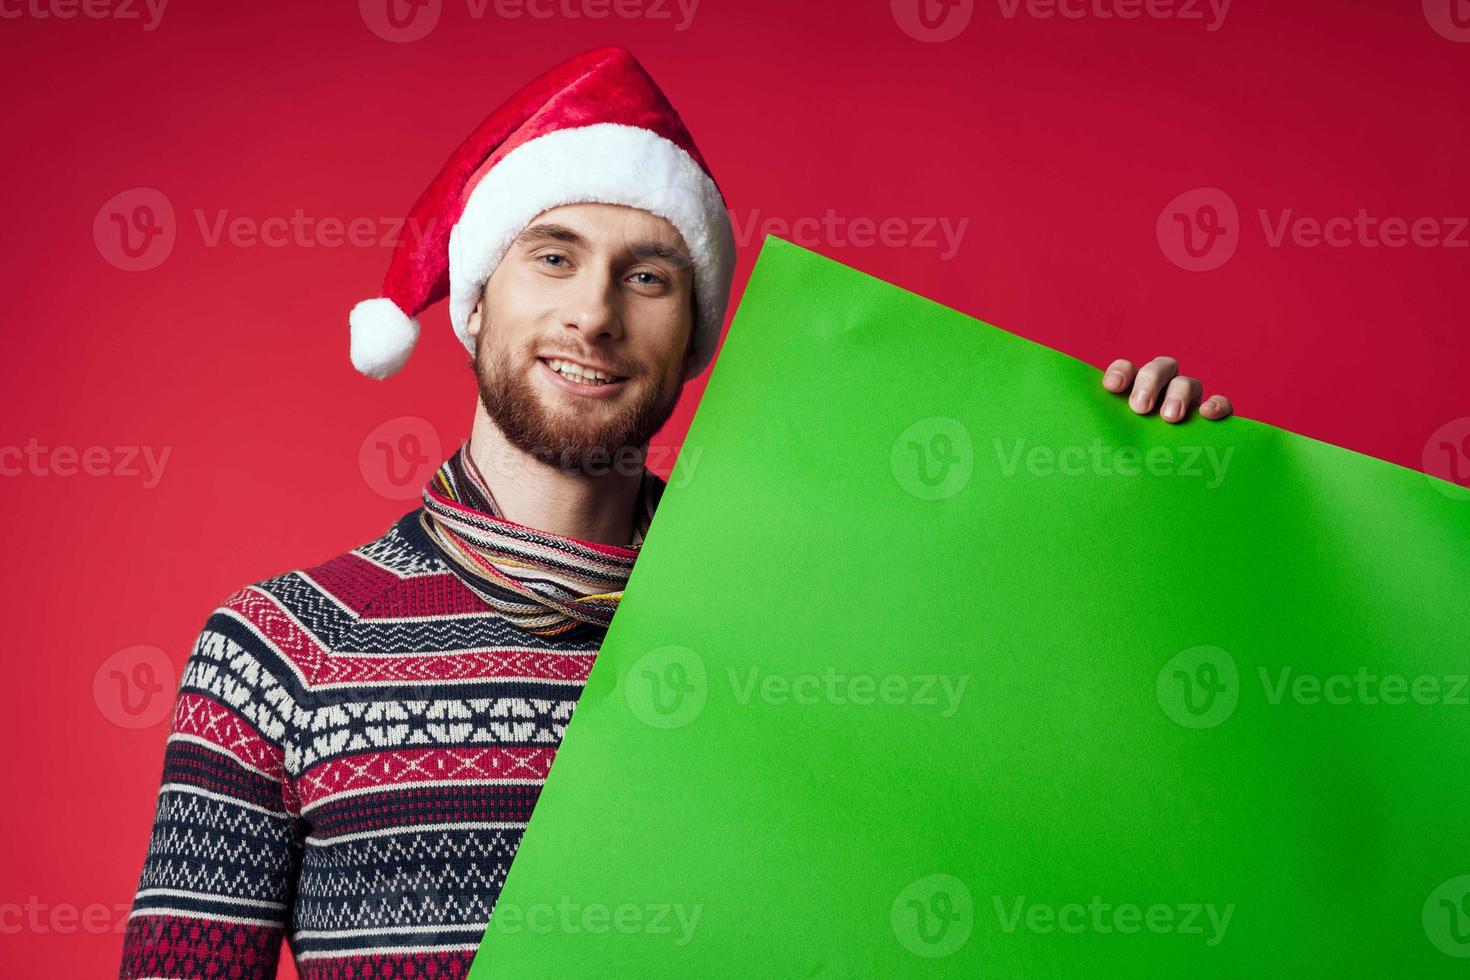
[469,236,1470,977]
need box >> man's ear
[467,290,486,340]
[680,343,700,384]
[679,294,700,383]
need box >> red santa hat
[348,46,737,380]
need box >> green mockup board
[469,236,1470,977]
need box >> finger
[1129,356,1180,414]
[1160,375,1202,424]
[1102,358,1136,393]
[1199,394,1234,420]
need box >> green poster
[469,236,1470,977]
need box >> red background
[2,0,1466,975]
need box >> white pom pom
[349,298,420,379]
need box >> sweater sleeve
[119,588,307,979]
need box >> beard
[473,329,686,476]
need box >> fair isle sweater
[119,506,618,979]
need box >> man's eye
[538,254,569,268]
[629,271,666,286]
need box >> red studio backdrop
[1,1,1466,975]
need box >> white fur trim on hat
[350,297,421,380]
[447,122,736,377]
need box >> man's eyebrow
[512,223,590,249]
[629,240,692,267]
[511,222,691,267]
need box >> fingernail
[1131,389,1150,411]
[1163,398,1182,421]
[1104,371,1123,389]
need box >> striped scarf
[419,442,665,637]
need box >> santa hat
[349,46,737,381]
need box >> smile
[538,357,630,398]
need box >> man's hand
[1102,356,1233,424]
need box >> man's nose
[561,267,623,341]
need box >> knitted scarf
[419,442,665,637]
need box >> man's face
[467,202,697,474]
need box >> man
[118,46,1231,979]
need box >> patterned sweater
[118,505,619,979]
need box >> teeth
[548,358,617,385]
